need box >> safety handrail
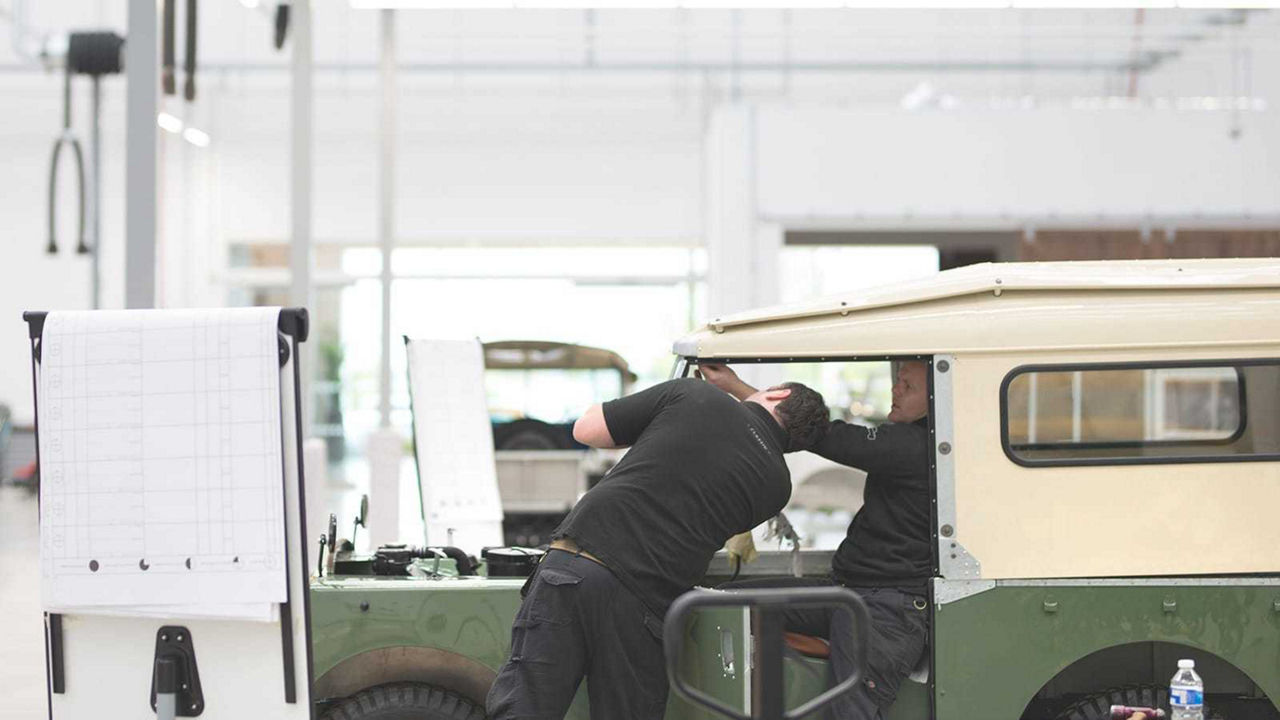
[663,586,870,720]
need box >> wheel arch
[314,645,498,708]
[1020,639,1277,716]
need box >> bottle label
[1170,687,1204,706]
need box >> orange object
[783,632,830,659]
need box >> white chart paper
[405,338,504,548]
[38,308,287,613]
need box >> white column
[368,8,404,548]
[705,105,782,315]
[125,0,158,309]
[291,0,314,436]
[704,104,783,387]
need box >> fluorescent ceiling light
[157,112,184,134]
[183,127,211,147]
[351,0,1278,7]
[899,81,935,111]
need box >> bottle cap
[1178,659,1195,669]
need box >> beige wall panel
[953,353,1280,580]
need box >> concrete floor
[0,485,49,719]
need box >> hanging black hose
[48,32,125,259]
[46,66,85,255]
[274,3,290,51]
[183,0,197,101]
[162,0,176,95]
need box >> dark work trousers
[720,576,928,720]
[487,550,669,720]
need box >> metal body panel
[311,577,524,696]
[309,572,1280,718]
[954,352,1280,579]
[932,582,1280,717]
[680,260,1280,358]
[933,354,980,580]
[679,289,1280,360]
[312,578,724,719]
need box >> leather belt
[549,538,608,568]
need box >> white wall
[754,107,1280,222]
[211,82,705,244]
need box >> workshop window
[1002,360,1280,466]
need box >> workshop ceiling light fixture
[349,0,1280,8]
[156,112,184,134]
[183,127,211,147]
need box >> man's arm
[573,380,680,449]
[814,420,930,486]
[697,363,756,401]
[573,404,621,449]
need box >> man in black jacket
[700,360,932,720]
[486,376,831,720]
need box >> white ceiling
[2,2,1276,106]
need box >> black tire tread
[322,683,487,720]
[1054,684,1178,720]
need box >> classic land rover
[313,258,1280,720]
[481,340,635,547]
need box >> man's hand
[697,363,757,401]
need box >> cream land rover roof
[673,257,1280,358]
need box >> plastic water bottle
[1169,658,1204,720]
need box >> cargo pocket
[526,568,583,625]
[508,617,539,662]
[539,568,584,587]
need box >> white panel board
[33,308,313,719]
[38,309,285,617]
[405,338,504,549]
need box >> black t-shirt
[815,417,933,591]
[553,378,793,616]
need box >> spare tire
[1054,684,1183,720]
[321,683,486,720]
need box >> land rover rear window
[1002,360,1280,466]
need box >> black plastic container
[483,547,545,578]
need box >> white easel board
[404,338,504,550]
[28,308,313,720]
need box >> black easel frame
[23,307,313,718]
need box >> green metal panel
[311,577,526,681]
[313,579,739,719]
[778,655,931,720]
[933,583,1280,717]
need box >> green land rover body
[312,258,1280,720]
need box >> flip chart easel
[23,307,315,720]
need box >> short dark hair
[770,382,829,453]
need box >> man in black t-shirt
[486,377,830,720]
[701,360,932,720]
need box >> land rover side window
[1002,361,1280,465]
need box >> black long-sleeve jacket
[815,417,933,591]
